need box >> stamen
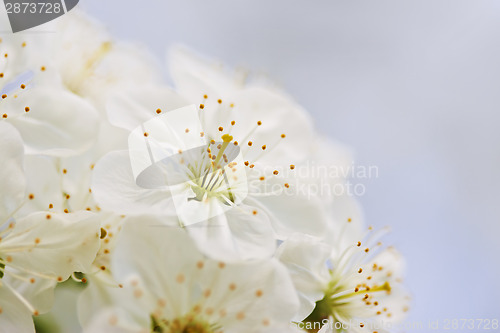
[213,134,233,167]
[239,122,262,146]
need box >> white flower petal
[91,151,175,215]
[20,155,62,215]
[168,46,245,101]
[0,211,100,278]
[184,203,277,261]
[323,194,365,252]
[48,11,161,104]
[107,216,299,332]
[277,234,332,321]
[0,284,35,333]
[254,187,329,239]
[224,87,316,166]
[3,273,55,314]
[83,308,144,333]
[0,122,25,221]
[4,87,99,156]
[204,258,299,332]
[106,85,188,131]
[77,44,163,109]
[78,275,130,329]
[112,216,203,317]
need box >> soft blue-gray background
[82,0,500,330]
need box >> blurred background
[77,0,500,330]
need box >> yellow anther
[221,134,233,143]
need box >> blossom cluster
[0,11,410,333]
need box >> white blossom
[0,24,99,156]
[91,49,344,261]
[0,122,101,332]
[82,215,300,333]
[277,213,410,332]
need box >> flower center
[65,41,112,94]
[150,314,215,333]
[140,96,295,214]
[301,267,392,332]
[183,134,239,205]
